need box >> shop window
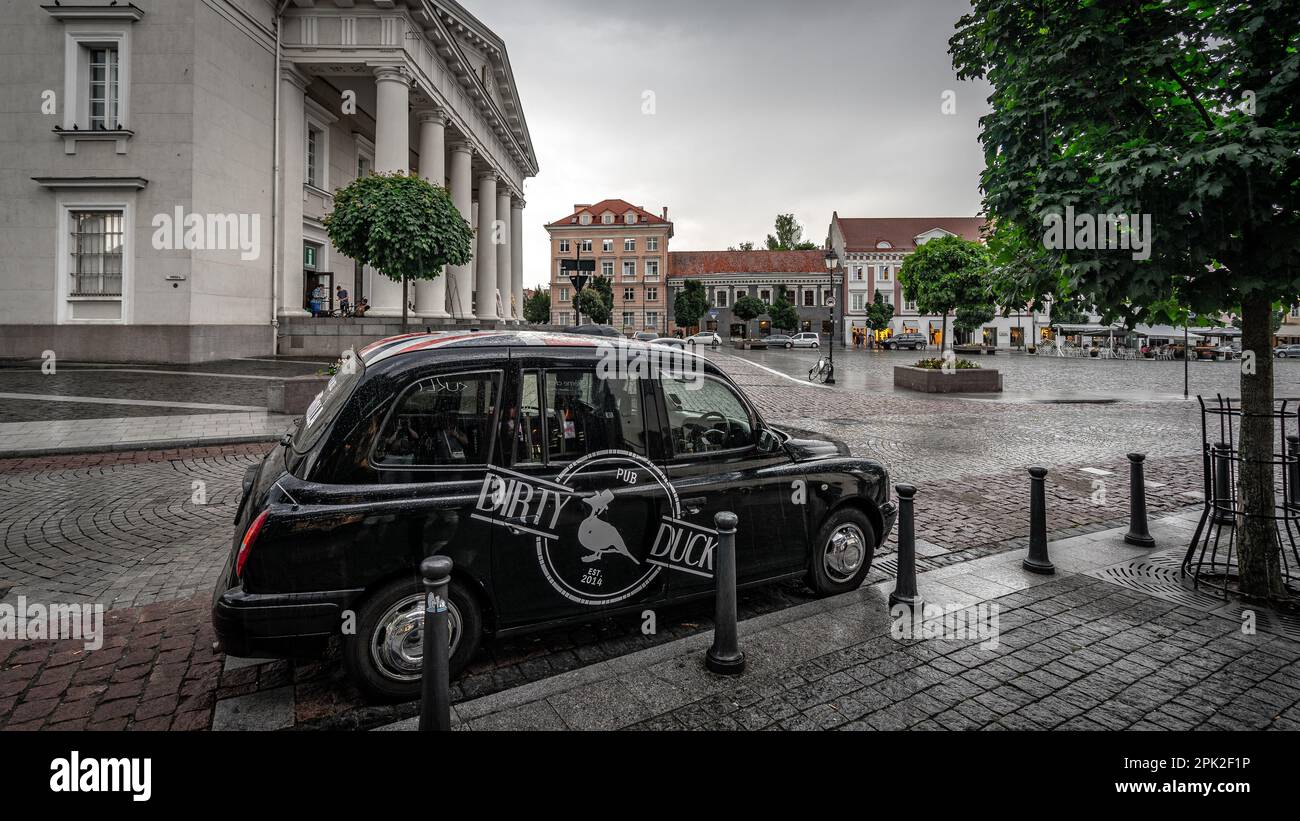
[373,371,501,467]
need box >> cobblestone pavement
[736,345,1300,401]
[378,514,1300,731]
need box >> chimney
[662,207,668,221]
[574,204,590,211]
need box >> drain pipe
[270,0,291,356]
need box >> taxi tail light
[236,509,270,579]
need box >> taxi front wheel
[808,508,876,597]
[345,574,483,703]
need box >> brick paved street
[1,346,1295,731]
[379,513,1300,731]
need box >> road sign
[708,309,718,319]
[567,273,590,293]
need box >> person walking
[336,285,350,316]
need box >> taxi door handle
[681,496,707,515]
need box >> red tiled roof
[834,216,986,252]
[546,199,670,228]
[668,250,829,277]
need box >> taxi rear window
[292,352,363,454]
[372,371,501,468]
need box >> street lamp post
[824,250,837,385]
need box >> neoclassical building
[0,0,537,362]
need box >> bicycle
[808,356,834,384]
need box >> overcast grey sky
[468,0,990,289]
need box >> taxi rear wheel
[345,575,482,703]
[808,508,876,596]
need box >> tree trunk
[1237,294,1285,600]
[941,311,949,352]
[401,276,409,334]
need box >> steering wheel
[698,410,729,446]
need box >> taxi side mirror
[757,427,781,454]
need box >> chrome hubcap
[370,593,462,682]
[824,524,866,583]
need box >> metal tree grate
[1087,557,1227,612]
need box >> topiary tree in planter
[732,294,768,340]
[325,171,474,332]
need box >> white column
[415,108,449,319]
[475,173,499,321]
[277,66,309,317]
[368,66,410,318]
[496,187,512,322]
[510,197,525,321]
[447,142,474,318]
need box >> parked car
[567,324,621,337]
[212,330,896,701]
[686,331,722,348]
[883,333,928,351]
[765,334,794,348]
[650,336,686,349]
[632,332,657,342]
[789,332,821,349]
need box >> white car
[650,336,686,349]
[686,332,721,348]
[789,332,821,349]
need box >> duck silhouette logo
[578,489,639,565]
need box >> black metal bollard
[418,555,453,732]
[1287,435,1300,510]
[1123,453,1155,547]
[705,511,745,675]
[889,485,922,610]
[1212,442,1235,526]
[1023,466,1055,574]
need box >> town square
[0,0,1298,801]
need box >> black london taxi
[213,331,896,701]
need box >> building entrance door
[304,271,333,315]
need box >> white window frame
[602,239,614,253]
[623,288,635,302]
[602,214,614,224]
[622,260,636,280]
[558,239,570,253]
[305,106,332,191]
[644,259,660,280]
[646,237,659,251]
[61,27,133,153]
[646,287,658,302]
[56,198,133,325]
[601,260,614,277]
[758,288,772,303]
[624,238,635,252]
[715,289,729,308]
[580,239,592,252]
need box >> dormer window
[876,241,892,249]
[602,213,614,224]
[625,213,636,224]
[579,213,591,225]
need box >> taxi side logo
[471,450,715,605]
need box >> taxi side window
[502,370,545,464]
[373,371,500,467]
[663,375,755,457]
[544,369,646,461]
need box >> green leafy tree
[765,214,819,251]
[732,294,768,338]
[898,235,991,351]
[523,289,550,324]
[1049,297,1091,327]
[590,275,614,318]
[951,0,1300,599]
[324,172,473,331]
[575,288,610,325]
[865,290,895,346]
[728,241,756,251]
[673,278,710,332]
[768,287,800,332]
